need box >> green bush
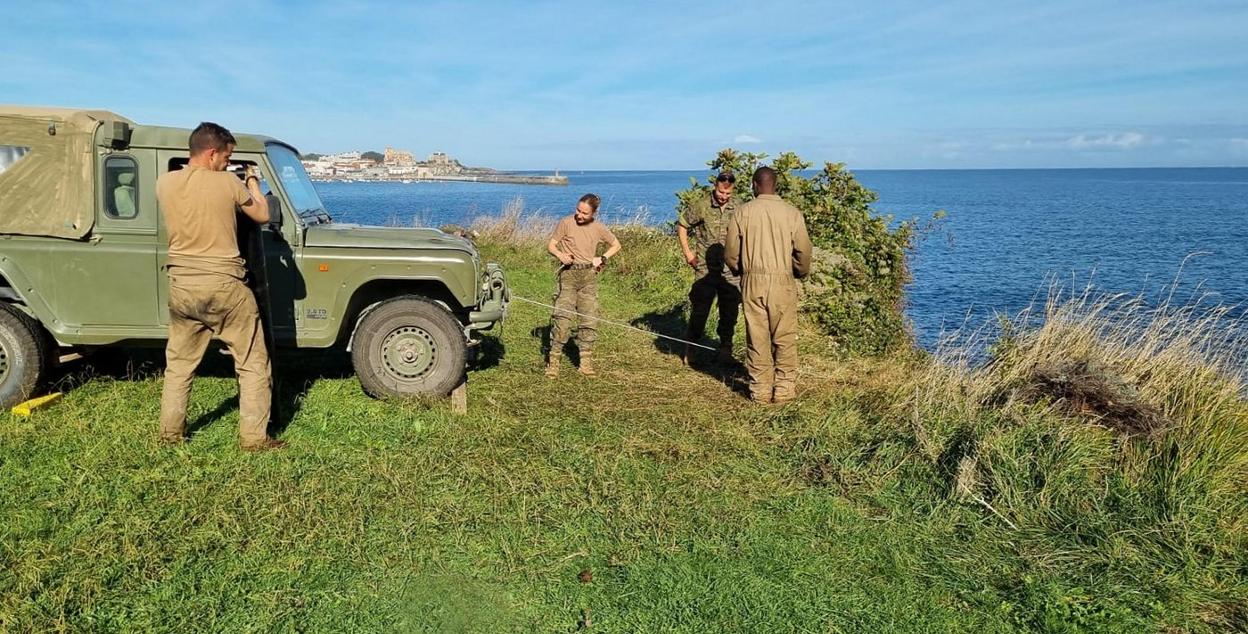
[677,148,939,355]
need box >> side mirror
[264,193,283,231]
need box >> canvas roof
[0,106,133,239]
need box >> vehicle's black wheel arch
[0,301,54,408]
[337,279,465,347]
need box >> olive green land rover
[0,107,508,407]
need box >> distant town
[300,147,567,186]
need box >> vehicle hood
[304,223,475,252]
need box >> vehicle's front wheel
[351,297,467,399]
[0,303,51,409]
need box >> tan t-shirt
[156,165,252,278]
[550,216,616,265]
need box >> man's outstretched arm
[239,165,270,224]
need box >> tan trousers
[159,269,272,445]
[550,267,599,355]
[741,275,799,403]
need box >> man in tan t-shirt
[724,167,813,404]
[155,121,283,451]
[545,193,622,377]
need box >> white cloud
[991,139,1035,151]
[733,134,763,144]
[1063,131,1148,150]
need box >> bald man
[723,167,813,404]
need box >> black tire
[0,303,51,409]
[351,296,467,399]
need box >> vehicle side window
[0,145,31,176]
[104,156,139,220]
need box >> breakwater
[435,173,568,186]
[315,173,568,186]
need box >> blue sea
[313,168,1248,348]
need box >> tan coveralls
[724,194,813,403]
[156,166,272,446]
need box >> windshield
[267,144,332,224]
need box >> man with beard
[676,170,742,364]
[545,193,622,377]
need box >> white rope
[509,294,846,393]
[509,295,718,351]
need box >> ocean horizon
[314,167,1248,349]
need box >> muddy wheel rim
[0,337,8,385]
[380,325,437,381]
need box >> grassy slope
[1,227,1244,632]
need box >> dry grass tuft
[470,196,557,243]
[1014,357,1169,436]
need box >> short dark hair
[752,166,777,189]
[189,122,236,156]
[715,171,736,184]
[578,193,601,212]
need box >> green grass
[1,224,1245,632]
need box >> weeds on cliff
[470,196,556,244]
[893,284,1248,629]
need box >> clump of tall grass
[469,196,557,243]
[893,285,1248,628]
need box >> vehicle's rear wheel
[0,303,51,409]
[351,297,466,399]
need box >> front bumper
[467,262,508,331]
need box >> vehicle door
[52,149,160,330]
[154,151,300,345]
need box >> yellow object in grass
[11,393,62,417]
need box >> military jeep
[0,106,508,407]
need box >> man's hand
[557,252,573,266]
[676,225,698,269]
[239,165,270,224]
[592,256,605,271]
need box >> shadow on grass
[471,334,505,371]
[631,302,750,399]
[530,324,583,367]
[54,335,506,438]
[52,346,355,439]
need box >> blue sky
[4,1,1246,169]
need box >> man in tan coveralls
[676,171,741,364]
[156,122,284,451]
[546,193,622,378]
[724,167,813,404]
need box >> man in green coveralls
[546,193,622,378]
[676,171,742,364]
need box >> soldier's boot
[578,352,597,377]
[544,353,560,378]
[772,387,797,405]
[716,344,735,365]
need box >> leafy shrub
[677,148,940,354]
